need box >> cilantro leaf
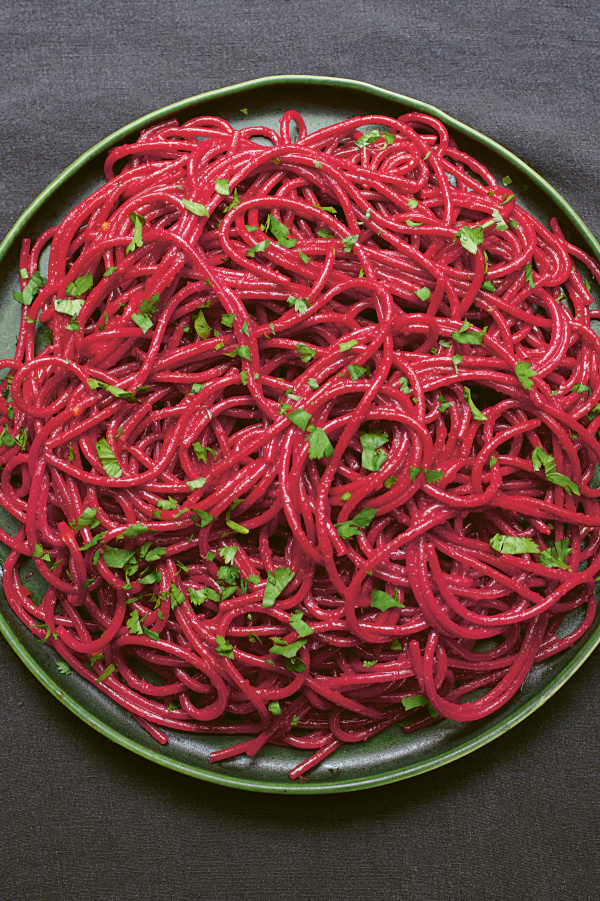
[482,280,496,292]
[342,235,359,253]
[339,339,358,351]
[489,534,540,555]
[268,701,282,715]
[263,567,295,607]
[56,660,71,675]
[95,438,122,478]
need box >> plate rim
[1,73,599,794]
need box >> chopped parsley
[531,447,580,496]
[489,534,539,555]
[182,198,209,217]
[451,320,487,345]
[456,224,485,254]
[515,360,537,390]
[307,428,334,459]
[360,430,388,472]
[126,212,145,254]
[335,507,377,539]
[95,438,122,478]
[262,567,295,607]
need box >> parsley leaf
[335,507,377,538]
[13,269,45,306]
[65,273,93,297]
[489,534,539,555]
[414,287,431,302]
[286,408,311,430]
[371,589,404,611]
[531,447,580,496]
[342,235,359,253]
[538,538,571,570]
[347,364,368,380]
[269,218,296,248]
[215,635,234,658]
[456,224,485,254]
[70,507,100,530]
[215,178,230,196]
[95,438,122,478]
[246,239,271,258]
[307,428,334,459]
[289,610,314,637]
[55,297,85,317]
[360,430,388,472]
[295,343,316,363]
[515,360,537,390]
[463,386,487,421]
[263,567,295,607]
[56,660,71,675]
[126,212,145,254]
[182,198,209,217]
[452,320,487,345]
[287,295,308,314]
[525,264,535,288]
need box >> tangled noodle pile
[1,109,600,779]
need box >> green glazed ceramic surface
[1,75,599,794]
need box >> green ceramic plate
[1,75,599,794]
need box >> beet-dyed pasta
[1,110,600,778]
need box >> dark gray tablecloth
[1,2,599,898]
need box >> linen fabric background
[0,1,599,899]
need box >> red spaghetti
[1,110,600,779]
